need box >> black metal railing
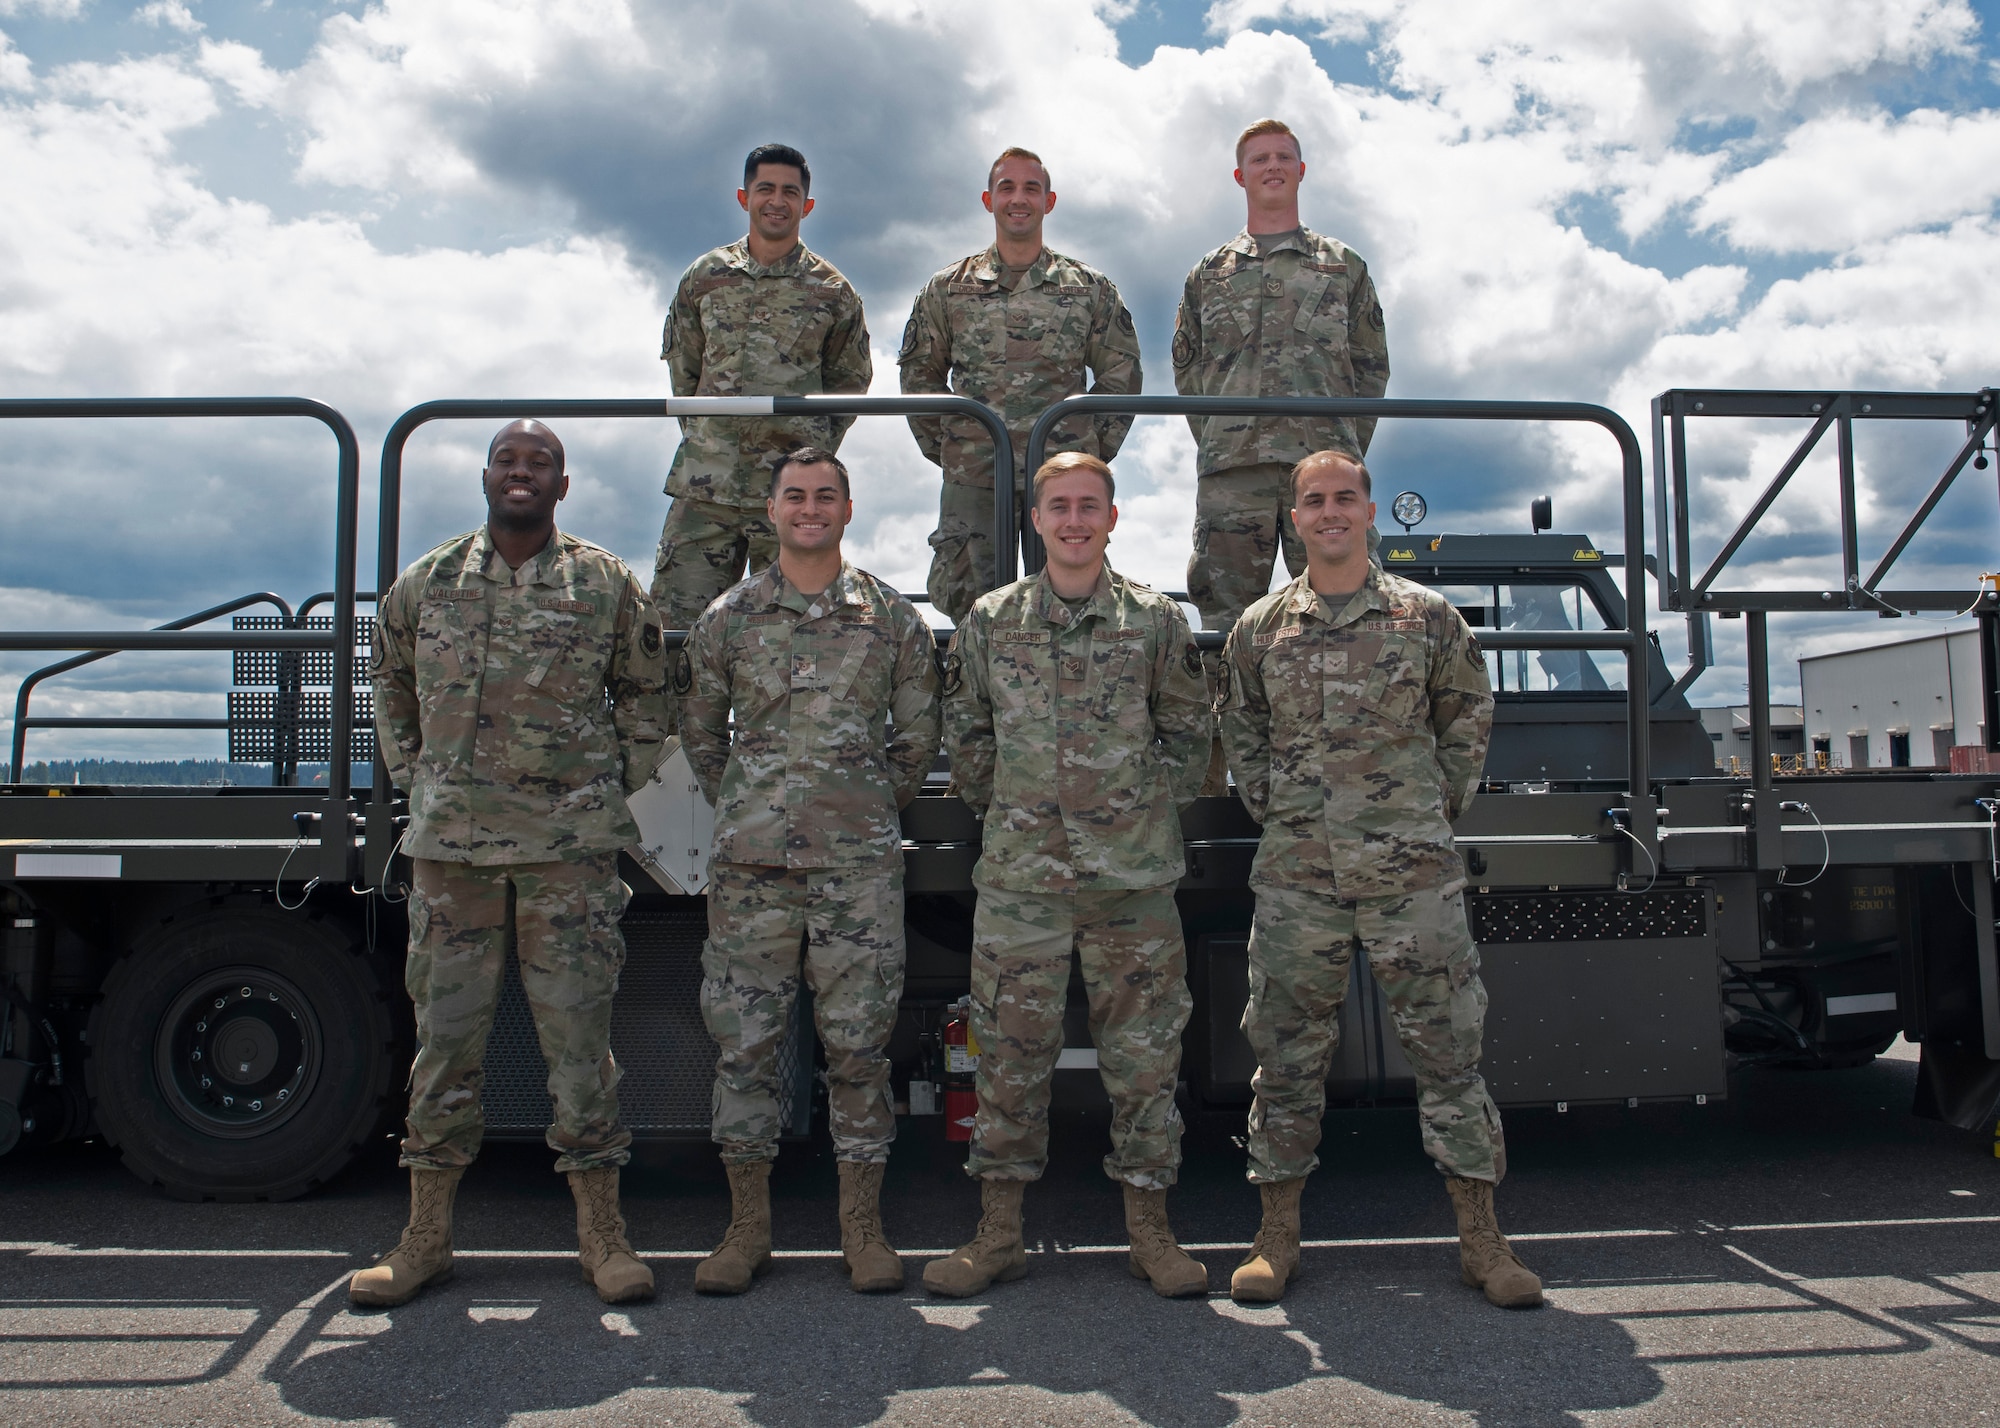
[0,398,361,883]
[373,394,1014,806]
[1653,386,2000,789]
[1023,395,1654,828]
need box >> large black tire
[87,902,402,1201]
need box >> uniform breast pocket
[1037,294,1090,368]
[1294,273,1351,351]
[415,601,474,686]
[1199,281,1247,351]
[732,630,791,717]
[1357,635,1426,728]
[776,298,836,364]
[993,644,1051,723]
[827,624,889,706]
[1095,642,1146,728]
[533,617,611,707]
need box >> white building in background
[1696,705,1804,770]
[1798,626,1985,768]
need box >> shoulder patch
[898,313,920,362]
[1117,307,1135,335]
[669,649,693,697]
[1467,635,1484,666]
[640,623,662,657]
[1171,327,1194,368]
[1182,642,1204,679]
[942,649,964,698]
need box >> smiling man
[899,147,1142,624]
[654,145,872,662]
[680,447,941,1297]
[1218,450,1539,1310]
[1175,120,1389,796]
[926,452,1211,1301]
[360,419,668,1310]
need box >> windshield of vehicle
[1431,582,1622,692]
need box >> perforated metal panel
[226,691,377,763]
[478,903,812,1138]
[231,615,374,688]
[1469,888,1709,942]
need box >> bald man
[359,419,670,1310]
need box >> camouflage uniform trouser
[701,861,905,1164]
[927,476,1025,627]
[652,496,778,629]
[401,853,632,1173]
[1188,461,1382,636]
[1244,881,1505,1185]
[966,882,1192,1190]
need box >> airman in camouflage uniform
[654,143,871,636]
[357,420,665,1311]
[681,446,941,1296]
[1172,121,1389,637]
[900,147,1142,624]
[924,452,1211,1302]
[1219,449,1542,1310]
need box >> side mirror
[1530,495,1552,533]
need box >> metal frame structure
[1021,394,1659,858]
[0,398,361,885]
[1652,387,2000,811]
[368,393,1014,841]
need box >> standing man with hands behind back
[680,448,941,1297]
[357,420,667,1311]
[1218,450,1541,1311]
[1174,119,1389,641]
[655,144,872,662]
[926,452,1212,1302]
[900,148,1143,624]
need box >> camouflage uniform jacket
[1170,227,1389,474]
[1219,565,1491,899]
[662,239,873,509]
[374,527,669,865]
[898,246,1142,490]
[946,568,1209,892]
[682,561,941,868]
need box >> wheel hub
[156,969,323,1139]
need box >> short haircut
[987,145,1050,190]
[770,445,849,499]
[1235,118,1302,166]
[1290,450,1370,503]
[487,419,565,473]
[744,143,810,195]
[1033,450,1114,505]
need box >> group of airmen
[348,119,1544,1317]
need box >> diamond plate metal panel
[478,903,813,1138]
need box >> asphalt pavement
[3,1039,1998,1427]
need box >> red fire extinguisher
[942,995,979,1143]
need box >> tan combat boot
[1230,1177,1305,1304]
[567,1166,656,1304]
[1446,1175,1544,1308]
[694,1159,773,1294]
[350,1166,464,1307]
[837,1160,904,1293]
[922,1178,1028,1297]
[1123,1185,1210,1298]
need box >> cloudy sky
[4,0,1999,764]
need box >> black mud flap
[1915,1044,2000,1130]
